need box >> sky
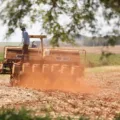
[0,22,44,42]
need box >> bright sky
[0,22,45,42]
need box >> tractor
[0,35,86,89]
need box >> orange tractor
[0,35,86,89]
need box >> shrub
[0,107,51,120]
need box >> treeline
[0,35,120,47]
[58,35,120,47]
[75,35,120,47]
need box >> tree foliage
[0,0,120,46]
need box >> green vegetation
[0,107,51,120]
[86,53,120,67]
[0,107,89,120]
[0,53,4,62]
[0,107,119,120]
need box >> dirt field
[81,45,120,54]
[0,45,120,54]
[58,45,120,54]
[0,45,120,119]
[0,66,120,119]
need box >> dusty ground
[81,46,120,54]
[0,45,120,54]
[57,45,120,54]
[0,66,120,120]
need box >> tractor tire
[10,64,22,86]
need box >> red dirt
[61,45,120,54]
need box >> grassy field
[86,53,120,67]
[0,53,3,62]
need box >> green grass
[0,53,4,62]
[0,107,89,120]
[85,53,120,67]
[0,107,119,120]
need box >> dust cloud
[17,72,98,94]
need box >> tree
[0,0,120,46]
